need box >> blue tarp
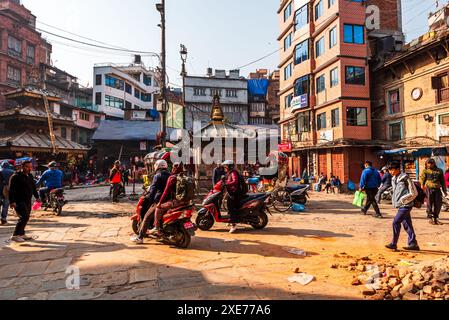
[147,109,160,119]
[248,79,269,96]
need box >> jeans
[0,195,9,221]
[13,202,32,236]
[426,188,443,220]
[392,207,417,246]
[138,204,157,239]
[39,187,54,203]
[363,188,381,216]
[112,183,121,202]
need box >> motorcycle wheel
[132,220,140,235]
[271,188,293,213]
[55,204,62,216]
[251,211,269,230]
[174,228,191,249]
[196,212,215,231]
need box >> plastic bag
[347,180,356,192]
[353,191,366,208]
[32,201,42,211]
[292,203,306,212]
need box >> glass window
[143,74,152,86]
[125,83,132,94]
[298,111,310,132]
[61,127,67,139]
[317,113,327,130]
[285,94,293,109]
[284,32,292,51]
[331,108,340,127]
[284,63,293,81]
[8,35,22,57]
[388,90,401,114]
[294,5,309,30]
[80,112,90,121]
[316,75,326,93]
[141,93,152,102]
[105,95,125,109]
[316,37,325,57]
[95,74,102,86]
[194,88,206,96]
[284,2,292,21]
[295,39,309,65]
[389,122,403,141]
[344,24,365,44]
[329,27,337,48]
[345,66,365,85]
[346,107,368,126]
[135,88,141,99]
[330,67,339,87]
[210,88,222,97]
[439,113,449,125]
[95,92,102,105]
[315,1,323,20]
[328,0,336,7]
[226,89,238,98]
[7,65,21,83]
[105,75,125,90]
[26,45,35,64]
[294,75,310,97]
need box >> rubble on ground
[332,253,449,300]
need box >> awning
[379,146,444,157]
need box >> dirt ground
[0,186,448,300]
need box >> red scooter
[196,179,271,231]
[131,196,197,249]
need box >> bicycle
[257,178,293,213]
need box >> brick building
[0,0,52,110]
[277,0,403,183]
[248,69,280,125]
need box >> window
[80,112,90,121]
[346,107,368,126]
[328,0,336,7]
[440,114,449,125]
[105,95,124,109]
[315,1,323,20]
[7,66,21,83]
[344,24,365,44]
[295,40,309,65]
[294,75,310,97]
[95,92,102,106]
[294,5,308,30]
[284,2,292,22]
[226,89,237,98]
[125,101,132,109]
[105,75,125,90]
[134,88,141,99]
[345,66,365,85]
[329,27,337,48]
[388,89,401,114]
[285,94,293,109]
[141,93,152,102]
[284,63,293,81]
[284,32,292,50]
[298,111,310,132]
[61,127,67,139]
[389,122,403,141]
[125,83,132,94]
[26,45,35,64]
[316,75,326,93]
[315,37,325,57]
[71,129,78,143]
[95,74,102,86]
[317,113,327,130]
[143,74,152,86]
[8,35,22,57]
[330,67,339,87]
[210,88,222,97]
[331,108,340,127]
[194,88,206,96]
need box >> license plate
[184,222,195,229]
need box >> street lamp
[156,0,167,148]
[180,44,188,77]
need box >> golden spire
[210,94,224,124]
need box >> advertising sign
[291,94,308,111]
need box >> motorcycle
[42,188,67,216]
[286,184,310,205]
[131,196,197,249]
[196,180,271,232]
[442,189,449,212]
[380,187,393,203]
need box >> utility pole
[156,0,167,148]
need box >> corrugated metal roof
[0,132,89,151]
[92,120,177,141]
[0,106,73,122]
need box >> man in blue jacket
[0,161,15,225]
[36,162,63,204]
[360,161,382,218]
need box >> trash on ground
[398,260,419,267]
[284,247,307,256]
[287,273,315,285]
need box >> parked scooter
[442,189,449,212]
[380,187,393,203]
[286,184,310,205]
[196,179,271,232]
[131,196,197,249]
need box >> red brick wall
[366,0,401,32]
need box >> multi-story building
[277,0,403,183]
[93,59,159,120]
[184,69,248,130]
[372,5,449,180]
[248,69,280,125]
[0,0,52,110]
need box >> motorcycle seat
[50,188,64,194]
[239,194,266,205]
[168,204,194,213]
[287,185,309,192]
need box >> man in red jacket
[223,160,246,234]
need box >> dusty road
[0,186,448,300]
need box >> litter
[287,273,315,286]
[284,248,307,256]
[398,260,419,267]
[292,204,306,212]
[426,243,437,247]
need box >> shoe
[10,236,26,243]
[22,235,34,241]
[229,225,238,234]
[130,236,144,244]
[429,219,437,225]
[1,220,7,226]
[374,214,383,219]
[385,243,398,251]
[149,228,162,237]
[403,244,420,251]
[360,209,367,216]
[435,219,444,226]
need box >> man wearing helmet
[131,160,170,244]
[36,161,63,205]
[223,160,247,234]
[109,161,123,203]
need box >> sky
[20,0,445,87]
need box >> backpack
[413,182,427,209]
[175,174,195,202]
[237,172,249,195]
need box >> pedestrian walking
[123,168,130,186]
[385,161,420,251]
[110,161,123,203]
[376,166,392,204]
[420,158,447,225]
[360,161,383,218]
[0,161,15,225]
[8,160,40,243]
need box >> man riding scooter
[130,160,171,244]
[36,162,63,205]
